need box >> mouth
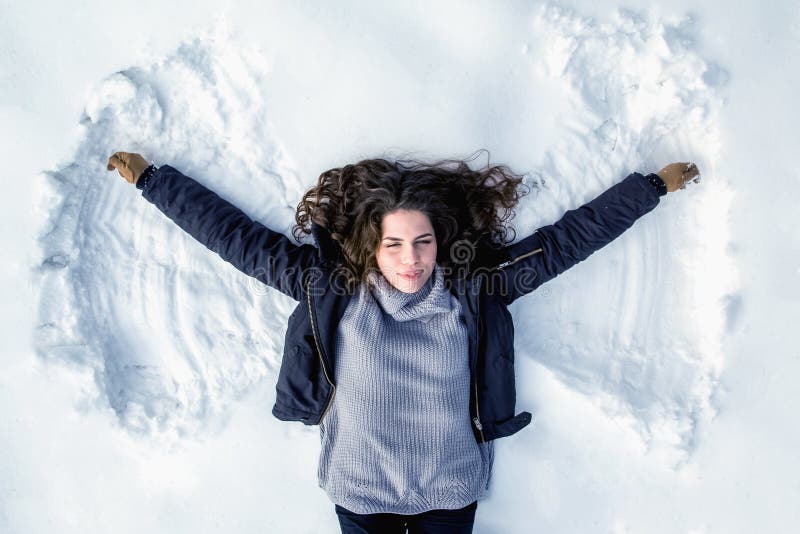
[398,270,423,281]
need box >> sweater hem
[324,486,487,516]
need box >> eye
[384,240,432,248]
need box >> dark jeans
[335,500,478,534]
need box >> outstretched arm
[107,151,318,302]
[493,163,700,305]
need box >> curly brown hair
[292,149,530,290]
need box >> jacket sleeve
[140,164,319,302]
[493,172,662,305]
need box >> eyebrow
[382,233,434,241]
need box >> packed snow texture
[33,36,308,445]
[32,5,736,467]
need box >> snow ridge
[33,32,303,445]
[514,5,737,465]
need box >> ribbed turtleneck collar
[367,264,452,323]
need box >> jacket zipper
[472,276,486,443]
[492,247,543,270]
[473,383,484,442]
[306,278,336,422]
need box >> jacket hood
[311,222,345,264]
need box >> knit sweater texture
[317,263,494,515]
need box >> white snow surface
[2,1,798,533]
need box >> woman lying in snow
[107,150,700,533]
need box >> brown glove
[657,162,701,193]
[107,151,149,185]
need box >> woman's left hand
[657,162,701,193]
[107,151,149,186]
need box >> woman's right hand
[107,151,149,185]
[657,162,701,193]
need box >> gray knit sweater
[317,263,494,515]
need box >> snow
[2,0,799,532]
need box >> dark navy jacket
[140,165,662,443]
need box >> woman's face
[375,209,438,294]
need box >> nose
[401,245,419,266]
